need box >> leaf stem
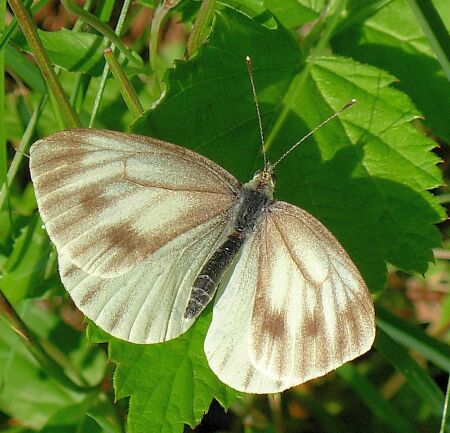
[407,0,450,82]
[88,0,133,127]
[104,48,143,119]
[0,289,93,392]
[263,0,347,153]
[60,0,141,68]
[186,0,215,58]
[439,375,450,433]
[149,0,180,94]
[7,0,81,128]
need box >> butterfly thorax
[234,182,273,236]
[183,169,274,320]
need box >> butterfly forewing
[30,129,240,278]
[205,201,375,393]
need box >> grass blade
[407,0,450,81]
[375,328,445,417]
[376,306,450,372]
[337,363,418,433]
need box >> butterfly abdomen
[184,234,245,319]
[183,183,273,320]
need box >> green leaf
[376,306,450,372]
[0,214,52,302]
[12,28,144,77]
[5,42,45,92]
[264,0,323,29]
[332,0,450,142]
[375,328,446,419]
[134,8,444,293]
[286,56,443,289]
[88,311,240,433]
[0,300,106,430]
[337,363,419,433]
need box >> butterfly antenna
[271,99,357,169]
[246,56,267,170]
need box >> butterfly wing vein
[30,129,375,393]
[205,201,375,393]
[30,129,240,342]
[30,129,240,278]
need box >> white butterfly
[29,62,375,394]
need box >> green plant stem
[149,0,180,94]
[7,0,81,128]
[0,0,48,49]
[60,0,141,68]
[0,290,93,392]
[440,375,450,433]
[0,0,31,49]
[89,0,133,127]
[407,0,450,82]
[0,95,46,210]
[67,0,94,116]
[104,48,143,119]
[186,0,215,58]
[268,393,284,433]
[0,0,13,236]
[264,0,348,153]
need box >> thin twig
[0,290,93,392]
[7,0,81,128]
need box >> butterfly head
[247,164,275,198]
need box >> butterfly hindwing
[204,232,292,393]
[59,212,230,342]
[249,201,375,384]
[204,201,375,393]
